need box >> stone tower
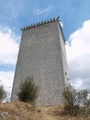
[11,17,69,106]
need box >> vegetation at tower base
[62,85,90,116]
[0,85,7,102]
[17,77,39,104]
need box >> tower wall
[11,19,69,106]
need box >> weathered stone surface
[11,18,69,106]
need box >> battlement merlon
[20,16,66,43]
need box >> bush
[0,85,7,102]
[62,86,90,116]
[17,77,39,104]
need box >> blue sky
[0,0,90,101]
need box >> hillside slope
[0,100,88,120]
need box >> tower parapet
[21,17,59,31]
[21,16,65,43]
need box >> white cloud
[66,20,90,90]
[0,25,19,100]
[71,79,83,89]
[59,21,63,27]
[0,25,19,65]
[33,4,53,14]
[0,71,14,101]
[0,71,14,88]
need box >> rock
[1,112,8,119]
[14,115,22,120]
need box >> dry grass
[0,100,89,120]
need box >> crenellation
[57,16,59,20]
[21,17,65,43]
[26,26,28,29]
[50,19,52,22]
[36,23,38,25]
[31,24,33,27]
[44,20,46,24]
[53,18,55,21]
[21,17,60,31]
[59,23,65,43]
[47,20,49,23]
[41,21,43,24]
[33,23,35,26]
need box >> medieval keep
[11,17,69,106]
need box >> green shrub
[17,77,39,104]
[64,104,80,116]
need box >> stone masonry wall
[11,19,69,106]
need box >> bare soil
[0,100,89,120]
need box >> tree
[0,85,7,102]
[17,77,39,104]
[62,86,90,116]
